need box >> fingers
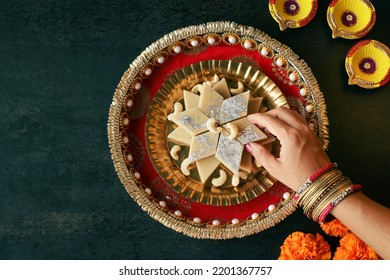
[247,112,290,140]
[248,107,306,130]
[264,107,307,129]
[247,107,310,141]
[246,143,280,173]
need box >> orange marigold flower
[278,231,331,260]
[333,233,381,260]
[320,219,349,237]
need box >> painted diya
[345,40,390,89]
[108,22,329,239]
[268,0,318,31]
[327,0,376,39]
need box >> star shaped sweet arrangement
[167,75,276,188]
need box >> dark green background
[1,0,389,259]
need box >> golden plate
[327,0,376,39]
[145,60,288,206]
[345,40,390,89]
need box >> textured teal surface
[0,0,389,259]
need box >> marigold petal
[320,219,349,237]
[278,232,331,260]
[333,233,381,260]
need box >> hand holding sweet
[246,107,331,191]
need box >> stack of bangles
[294,163,363,223]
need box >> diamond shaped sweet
[167,75,274,185]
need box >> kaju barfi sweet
[167,74,275,187]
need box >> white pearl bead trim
[144,68,152,76]
[138,186,291,225]
[260,48,269,56]
[276,58,285,67]
[134,172,141,180]
[134,82,141,90]
[289,73,297,82]
[159,201,167,208]
[305,104,313,113]
[190,40,199,47]
[299,88,307,97]
[243,41,252,49]
[207,37,216,45]
[268,204,275,212]
[283,192,291,200]
[127,99,133,107]
[123,136,129,144]
[127,154,133,162]
[157,56,165,64]
[228,36,236,44]
[173,46,181,53]
[174,210,182,217]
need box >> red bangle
[317,184,363,223]
[294,163,335,201]
[309,162,335,182]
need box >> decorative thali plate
[108,21,329,239]
[146,60,289,207]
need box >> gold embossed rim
[108,21,329,239]
[145,59,288,206]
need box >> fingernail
[245,143,253,155]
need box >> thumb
[246,142,279,173]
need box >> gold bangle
[297,168,337,202]
[302,182,335,217]
[299,169,343,210]
[311,179,353,221]
[305,176,350,219]
[298,169,339,206]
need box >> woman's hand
[246,107,331,191]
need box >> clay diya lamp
[268,0,318,31]
[345,40,390,89]
[327,0,376,39]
